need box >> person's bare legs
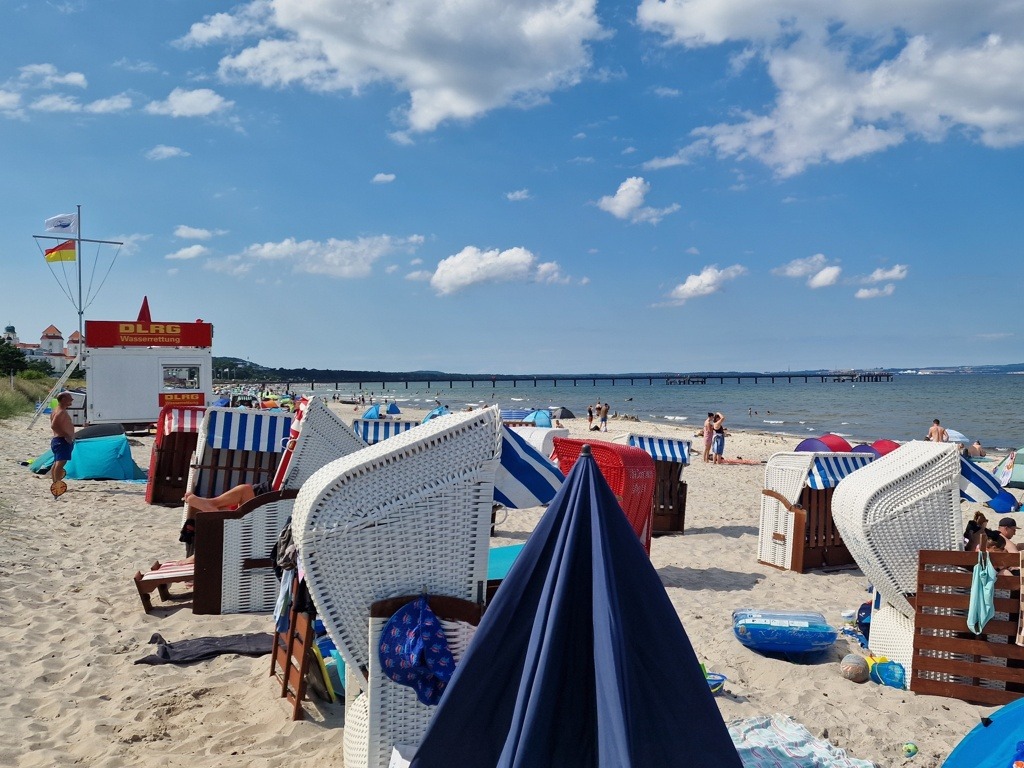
[51,460,67,484]
[185,484,256,514]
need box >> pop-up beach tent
[411,445,741,768]
[385,402,401,415]
[30,434,146,481]
[523,409,552,427]
[362,403,382,419]
[994,449,1024,488]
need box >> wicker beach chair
[551,437,656,553]
[350,417,420,445]
[758,451,874,572]
[292,406,502,768]
[830,441,963,680]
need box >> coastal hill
[213,356,1024,382]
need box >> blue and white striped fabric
[500,409,531,422]
[494,426,563,509]
[806,454,874,489]
[351,418,419,445]
[204,408,292,452]
[959,455,1004,503]
[627,434,691,465]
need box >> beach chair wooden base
[652,462,686,535]
[270,573,315,721]
[133,560,194,612]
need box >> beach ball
[902,742,918,758]
[839,654,869,683]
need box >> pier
[269,370,893,390]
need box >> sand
[0,404,1007,767]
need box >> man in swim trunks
[711,412,726,464]
[49,392,75,491]
[927,419,948,442]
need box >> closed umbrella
[411,445,742,768]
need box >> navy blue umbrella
[411,445,741,768]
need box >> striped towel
[728,714,875,767]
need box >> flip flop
[50,480,68,499]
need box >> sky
[3,0,1024,375]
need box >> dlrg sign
[85,320,213,348]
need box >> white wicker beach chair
[831,441,962,620]
[292,406,502,768]
[187,398,366,614]
[758,451,873,571]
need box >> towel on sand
[729,714,874,768]
[135,632,274,665]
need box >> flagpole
[76,203,83,342]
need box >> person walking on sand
[927,419,948,442]
[599,402,610,432]
[702,412,714,463]
[49,392,75,497]
[587,405,594,430]
[711,412,726,464]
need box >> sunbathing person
[185,482,263,512]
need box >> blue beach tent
[943,697,1024,768]
[386,402,401,415]
[362,403,382,419]
[522,409,552,427]
[411,445,742,768]
[421,405,450,423]
[29,434,146,481]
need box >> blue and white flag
[44,213,78,236]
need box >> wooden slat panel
[913,655,1023,684]
[915,634,1024,660]
[915,613,1020,635]
[917,591,1020,613]
[910,678,1018,707]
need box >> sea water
[305,373,1023,450]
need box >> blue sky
[3,0,1023,374]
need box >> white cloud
[0,90,21,115]
[773,253,841,288]
[807,265,842,288]
[506,189,531,201]
[667,263,747,305]
[29,94,81,112]
[429,245,563,294]
[85,94,132,113]
[685,246,700,255]
[652,86,681,97]
[111,233,151,257]
[175,225,225,239]
[176,0,275,47]
[166,245,210,260]
[596,176,680,224]
[638,2,1024,175]
[865,264,908,282]
[207,234,422,277]
[855,284,896,299]
[406,270,433,281]
[642,139,709,170]
[113,58,160,74]
[167,268,179,276]
[18,63,87,89]
[203,0,606,133]
[145,88,234,117]
[372,172,396,183]
[385,264,398,274]
[146,145,191,160]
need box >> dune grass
[0,377,56,420]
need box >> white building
[3,324,79,374]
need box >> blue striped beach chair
[351,418,420,445]
[625,433,692,534]
[759,451,875,572]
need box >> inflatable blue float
[733,609,838,655]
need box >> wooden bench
[133,560,195,612]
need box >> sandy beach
[0,403,1009,767]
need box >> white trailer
[84,347,213,426]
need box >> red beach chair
[552,438,655,554]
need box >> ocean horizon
[296,372,1024,451]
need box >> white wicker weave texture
[220,496,294,613]
[758,452,815,568]
[293,406,502,692]
[282,397,368,489]
[832,441,962,618]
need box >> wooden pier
[275,370,893,390]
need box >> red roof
[41,325,62,338]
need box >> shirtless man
[998,517,1020,554]
[49,392,75,495]
[927,419,948,442]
